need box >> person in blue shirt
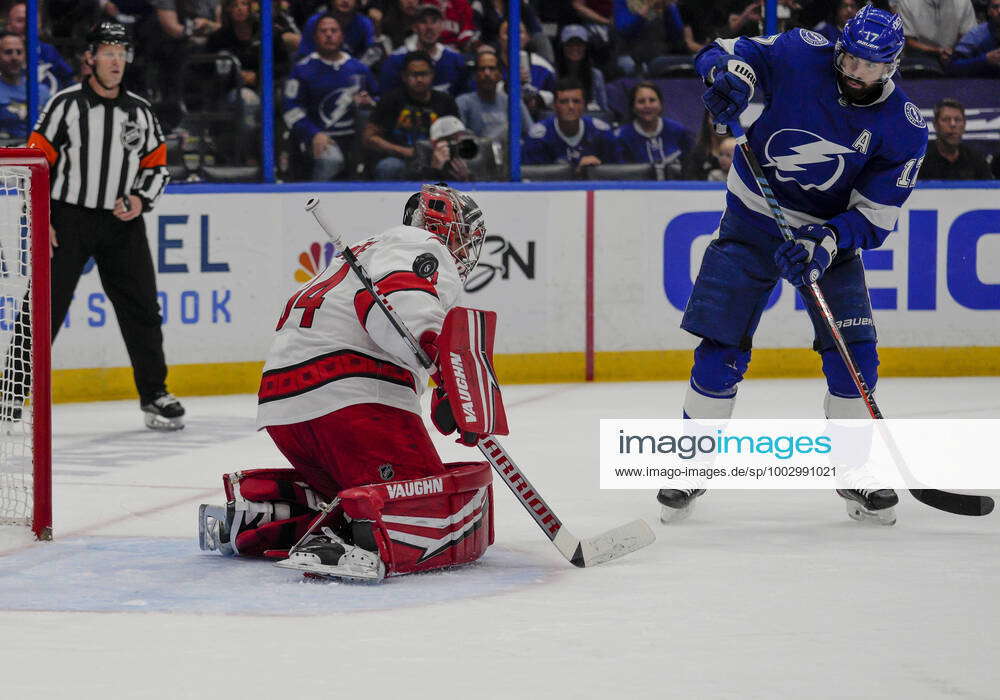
[283,14,379,180]
[297,0,377,63]
[613,81,692,178]
[812,0,859,44]
[0,32,50,142]
[6,2,74,92]
[949,0,1000,76]
[379,4,468,97]
[523,77,614,173]
[658,7,928,523]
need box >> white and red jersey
[256,225,462,429]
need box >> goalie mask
[405,184,486,280]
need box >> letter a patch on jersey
[438,307,508,437]
[852,130,872,155]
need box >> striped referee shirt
[27,81,169,212]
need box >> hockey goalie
[199,184,506,582]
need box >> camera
[448,138,478,160]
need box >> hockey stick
[305,197,656,565]
[727,122,993,517]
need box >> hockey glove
[703,55,756,127]
[774,224,838,287]
[430,388,480,446]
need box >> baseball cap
[430,115,468,141]
[560,24,589,44]
[416,3,444,19]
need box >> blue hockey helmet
[835,5,904,84]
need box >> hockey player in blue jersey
[658,6,928,525]
[283,14,379,180]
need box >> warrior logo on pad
[763,129,855,192]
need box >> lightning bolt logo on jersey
[695,28,927,250]
[763,129,855,191]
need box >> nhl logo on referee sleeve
[121,120,143,150]
[412,252,438,278]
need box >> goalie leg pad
[200,469,327,557]
[338,461,494,576]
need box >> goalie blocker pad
[222,468,324,557]
[341,461,494,576]
[438,307,509,437]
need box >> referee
[24,21,184,430]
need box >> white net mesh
[0,165,34,529]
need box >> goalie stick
[305,197,656,566]
[727,121,993,518]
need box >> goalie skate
[198,504,234,555]
[141,391,185,431]
[837,489,898,526]
[274,528,386,582]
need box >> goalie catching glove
[424,307,509,446]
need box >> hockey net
[0,148,50,541]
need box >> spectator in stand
[677,0,730,53]
[412,114,476,180]
[949,0,1000,76]
[208,0,291,88]
[813,0,858,44]
[147,0,222,104]
[572,0,612,47]
[6,2,74,92]
[613,0,691,77]
[297,0,376,62]
[0,32,50,143]
[380,4,466,96]
[709,136,736,181]
[363,50,458,179]
[478,0,553,64]
[497,18,555,117]
[523,77,614,174]
[613,81,691,178]
[555,25,607,112]
[919,98,992,180]
[151,0,222,45]
[431,0,478,51]
[373,0,420,49]
[457,47,533,140]
[682,110,730,180]
[284,13,378,179]
[893,0,977,63]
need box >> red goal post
[0,148,51,540]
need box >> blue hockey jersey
[695,28,928,251]
[613,117,692,168]
[283,53,379,143]
[379,40,468,97]
[523,116,614,167]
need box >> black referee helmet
[86,21,133,62]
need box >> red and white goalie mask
[409,184,486,280]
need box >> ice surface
[2,378,998,699]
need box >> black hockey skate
[836,489,898,526]
[141,391,185,431]
[657,488,706,524]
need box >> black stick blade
[909,489,995,516]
